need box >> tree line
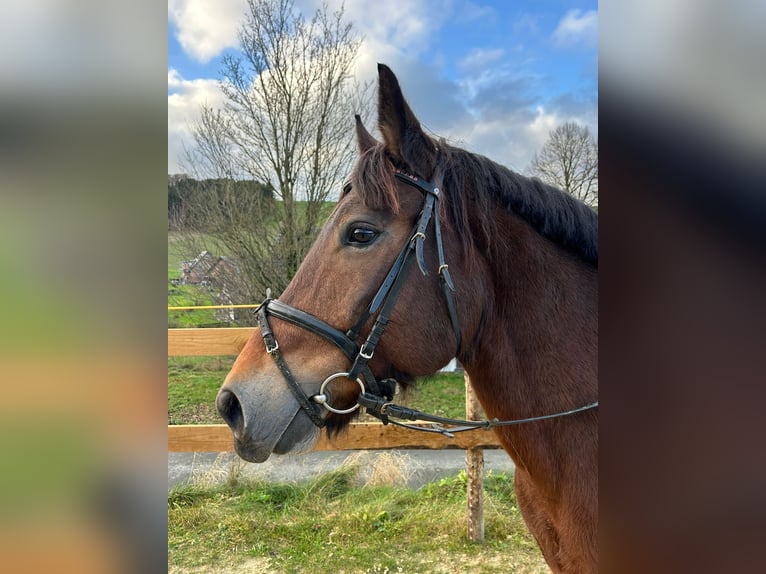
[168,174,274,231]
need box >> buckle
[359,343,374,360]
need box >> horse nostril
[216,389,244,438]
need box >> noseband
[255,169,461,428]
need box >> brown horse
[216,64,598,573]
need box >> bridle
[256,169,597,435]
[256,169,458,428]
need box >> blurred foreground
[0,1,764,572]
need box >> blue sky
[168,0,597,175]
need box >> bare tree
[527,122,598,207]
[179,0,370,319]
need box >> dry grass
[341,451,412,487]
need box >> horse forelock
[350,146,402,214]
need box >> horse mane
[351,139,598,267]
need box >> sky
[168,0,597,176]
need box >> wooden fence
[168,327,502,453]
[168,326,501,542]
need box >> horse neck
[460,208,598,472]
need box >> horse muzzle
[216,376,318,462]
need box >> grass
[168,356,237,424]
[168,363,468,425]
[167,286,222,328]
[168,463,546,573]
[408,372,477,418]
[168,231,227,277]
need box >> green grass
[168,231,184,280]
[168,356,237,424]
[168,362,467,425]
[407,372,474,418]
[167,287,221,328]
[168,466,546,573]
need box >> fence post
[465,371,485,542]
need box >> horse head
[216,64,480,461]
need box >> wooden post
[465,371,485,542]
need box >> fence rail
[167,327,502,451]
[169,327,256,356]
[168,422,501,452]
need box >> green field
[168,465,545,573]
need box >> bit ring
[312,372,365,414]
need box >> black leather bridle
[255,169,461,428]
[255,168,599,434]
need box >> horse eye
[347,227,378,245]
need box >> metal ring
[313,372,365,414]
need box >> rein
[359,392,599,438]
[256,169,598,436]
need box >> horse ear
[376,63,436,173]
[355,114,378,153]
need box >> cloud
[458,48,506,74]
[167,69,226,173]
[461,1,495,23]
[525,106,559,144]
[379,65,548,172]
[452,103,595,174]
[346,52,595,173]
[553,9,597,48]
[512,12,541,36]
[168,0,246,63]
[300,0,455,64]
[436,74,597,173]
[166,0,598,176]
